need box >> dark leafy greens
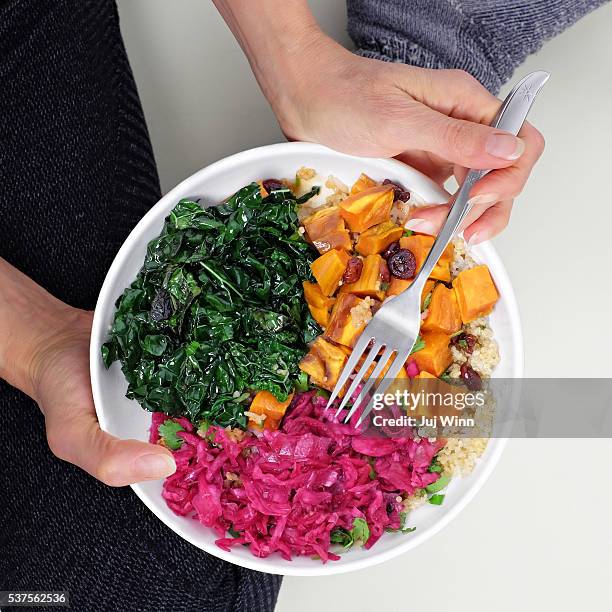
[102,183,321,428]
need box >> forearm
[212,0,343,133]
[0,258,82,399]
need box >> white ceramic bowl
[91,142,523,576]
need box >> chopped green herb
[158,419,185,450]
[403,229,414,237]
[425,473,451,494]
[410,335,426,354]
[428,460,443,474]
[330,528,353,550]
[295,371,309,392]
[380,281,390,291]
[428,494,446,505]
[351,517,370,547]
[422,291,433,311]
[439,371,453,384]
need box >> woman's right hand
[272,36,545,244]
[214,0,544,244]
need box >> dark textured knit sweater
[348,0,610,93]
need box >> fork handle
[399,70,550,296]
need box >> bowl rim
[90,141,523,576]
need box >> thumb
[46,412,176,487]
[397,105,525,170]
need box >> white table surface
[117,2,612,610]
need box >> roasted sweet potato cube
[311,230,352,254]
[400,235,453,282]
[325,293,369,348]
[303,281,335,309]
[355,221,404,256]
[299,349,326,382]
[299,337,347,391]
[452,265,499,323]
[340,254,385,300]
[421,284,462,334]
[386,278,436,310]
[302,206,351,254]
[308,305,330,328]
[350,173,377,195]
[247,390,293,431]
[411,331,452,377]
[386,277,411,298]
[310,248,350,296]
[339,185,394,232]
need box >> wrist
[0,258,87,401]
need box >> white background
[116,2,612,610]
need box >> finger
[405,196,514,242]
[404,68,501,124]
[463,200,514,244]
[465,122,545,203]
[394,150,454,186]
[388,101,526,172]
[46,410,176,487]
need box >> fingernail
[405,218,436,235]
[467,193,498,207]
[486,134,525,160]
[134,453,176,479]
[467,231,490,247]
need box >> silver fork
[326,70,550,426]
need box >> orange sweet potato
[350,173,378,195]
[247,390,293,431]
[339,185,394,232]
[400,235,454,282]
[325,293,369,348]
[411,331,452,377]
[386,277,436,310]
[421,284,462,334]
[302,206,352,254]
[452,265,499,323]
[355,221,404,256]
[340,254,385,300]
[303,281,335,327]
[299,337,347,391]
[310,248,350,296]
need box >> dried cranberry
[150,289,173,322]
[379,258,390,283]
[262,179,285,193]
[383,179,411,202]
[387,248,417,279]
[460,364,482,391]
[382,240,400,260]
[451,333,477,354]
[342,257,363,284]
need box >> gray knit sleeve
[347,0,609,93]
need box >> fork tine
[344,346,395,424]
[334,341,383,418]
[355,350,410,427]
[325,332,373,410]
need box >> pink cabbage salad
[150,390,444,562]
